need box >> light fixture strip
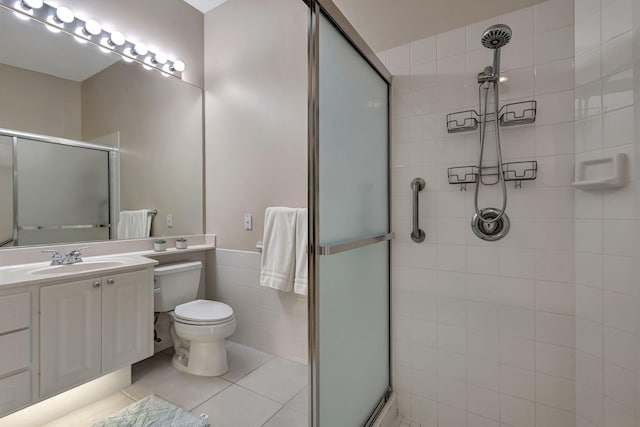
[0,0,186,78]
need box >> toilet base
[172,339,229,377]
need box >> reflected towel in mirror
[117,209,153,239]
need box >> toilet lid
[174,300,234,324]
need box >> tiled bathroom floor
[45,342,308,427]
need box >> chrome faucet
[42,247,90,265]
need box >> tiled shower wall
[379,0,578,425]
[206,249,308,364]
[573,0,640,426]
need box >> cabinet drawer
[0,370,31,417]
[0,330,30,376]
[0,293,30,334]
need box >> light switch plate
[244,213,252,230]
[166,214,173,228]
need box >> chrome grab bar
[319,233,394,256]
[411,178,426,243]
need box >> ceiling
[0,8,120,82]
[183,0,229,13]
[332,0,547,52]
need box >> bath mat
[90,395,209,427]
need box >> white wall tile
[500,393,535,427]
[535,0,575,34]
[411,36,437,66]
[536,372,576,411]
[437,27,466,59]
[500,364,535,400]
[575,12,602,55]
[601,31,632,77]
[601,0,632,42]
[535,58,575,95]
[535,26,575,64]
[536,311,576,346]
[499,7,535,38]
[536,341,576,379]
[575,47,602,87]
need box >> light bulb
[83,19,101,36]
[22,0,43,8]
[73,27,88,44]
[499,75,508,83]
[107,31,125,47]
[132,42,148,56]
[13,2,30,20]
[45,16,62,32]
[171,60,185,72]
[55,6,74,24]
[14,0,43,17]
[152,52,167,65]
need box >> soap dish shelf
[573,153,627,190]
[446,100,537,133]
[448,160,537,190]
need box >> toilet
[153,261,236,376]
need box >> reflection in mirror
[0,5,203,248]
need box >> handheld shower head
[481,24,512,49]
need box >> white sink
[28,260,127,276]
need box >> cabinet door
[102,269,153,373]
[40,279,102,399]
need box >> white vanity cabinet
[0,293,32,416]
[40,268,153,399]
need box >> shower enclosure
[307,1,393,425]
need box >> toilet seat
[174,299,234,326]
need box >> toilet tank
[153,261,203,312]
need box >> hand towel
[294,208,308,296]
[260,207,297,292]
[117,209,152,239]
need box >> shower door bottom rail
[319,233,394,256]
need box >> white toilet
[153,261,236,376]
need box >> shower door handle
[411,178,426,243]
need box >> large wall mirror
[0,5,203,248]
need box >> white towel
[260,207,297,292]
[294,208,308,296]
[117,209,152,239]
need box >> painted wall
[82,61,204,238]
[203,0,307,252]
[573,0,640,426]
[0,63,81,140]
[60,0,204,87]
[381,0,577,424]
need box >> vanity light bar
[1,0,186,79]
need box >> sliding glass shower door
[308,2,392,425]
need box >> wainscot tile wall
[207,249,308,365]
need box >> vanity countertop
[0,243,216,290]
[0,255,159,290]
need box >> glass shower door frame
[307,1,393,425]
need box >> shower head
[481,24,512,49]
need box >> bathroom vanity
[0,256,157,417]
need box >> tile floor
[45,341,308,427]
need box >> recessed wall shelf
[448,161,537,190]
[573,153,627,190]
[446,100,537,133]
